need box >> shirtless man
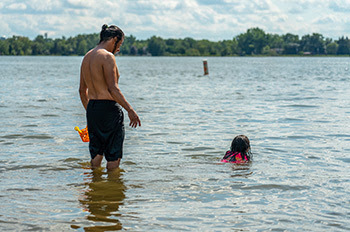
[79,24,141,171]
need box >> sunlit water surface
[0,56,349,231]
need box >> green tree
[326,42,338,55]
[336,37,350,55]
[236,27,268,55]
[267,34,283,49]
[0,40,10,55]
[300,33,325,54]
[148,36,166,56]
[32,35,46,55]
[77,40,88,55]
[282,33,299,54]
[185,48,200,56]
[8,36,32,55]
[52,38,69,55]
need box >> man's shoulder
[84,48,115,63]
[95,49,116,62]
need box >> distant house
[272,48,284,54]
[303,52,312,55]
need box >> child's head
[230,135,251,157]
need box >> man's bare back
[81,48,119,102]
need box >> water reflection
[79,169,126,231]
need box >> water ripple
[242,184,309,191]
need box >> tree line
[0,27,349,56]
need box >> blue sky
[0,0,349,41]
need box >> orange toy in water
[74,126,90,142]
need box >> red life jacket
[221,151,248,163]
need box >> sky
[0,0,350,41]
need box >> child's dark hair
[230,135,252,161]
[99,24,124,44]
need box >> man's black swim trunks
[86,100,125,161]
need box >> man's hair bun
[102,24,108,31]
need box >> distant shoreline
[1,27,349,56]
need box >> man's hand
[128,109,141,128]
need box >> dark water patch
[67,183,85,188]
[281,104,318,108]
[0,219,17,224]
[22,104,41,109]
[149,132,169,136]
[21,124,38,128]
[314,120,331,123]
[279,117,305,122]
[230,171,253,178]
[45,167,70,171]
[242,184,308,191]
[153,152,175,156]
[327,134,350,138]
[280,96,319,101]
[123,161,137,165]
[307,155,320,160]
[128,184,144,189]
[314,220,349,231]
[185,154,213,158]
[23,143,34,146]
[60,158,83,163]
[156,216,203,222]
[1,142,14,145]
[37,99,47,102]
[182,147,215,152]
[230,164,252,171]
[24,115,39,119]
[167,141,185,144]
[41,114,59,117]
[337,158,350,163]
[1,134,24,139]
[6,164,48,171]
[264,136,286,141]
[237,118,265,123]
[287,135,321,140]
[23,134,53,139]
[207,150,222,155]
[7,188,42,192]
[263,147,287,153]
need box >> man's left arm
[79,67,89,110]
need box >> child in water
[221,135,252,163]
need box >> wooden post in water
[203,59,209,75]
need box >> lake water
[0,56,349,231]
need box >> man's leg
[91,154,103,169]
[106,158,121,171]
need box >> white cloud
[7,3,27,10]
[313,14,340,24]
[0,0,349,40]
[27,0,62,12]
[66,0,95,8]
